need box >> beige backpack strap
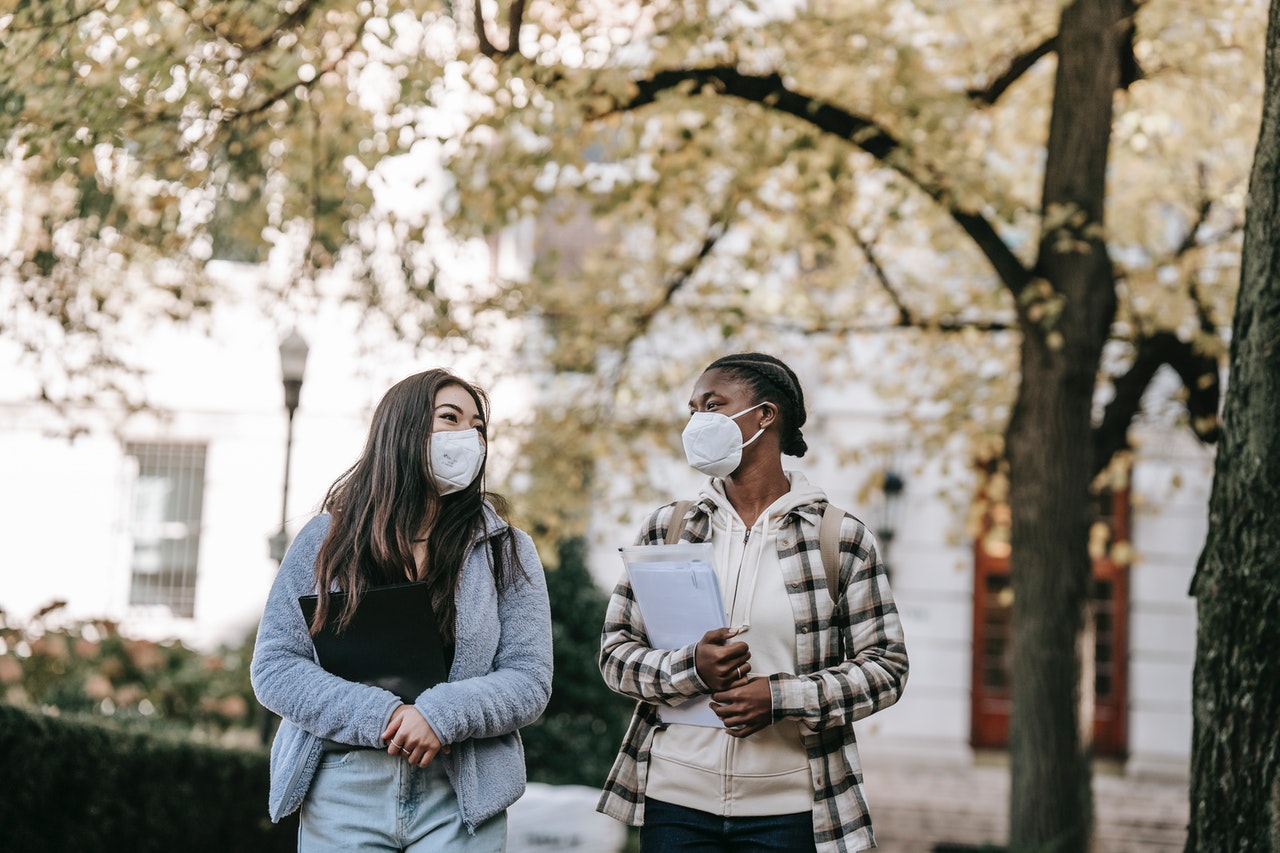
[819,503,845,602]
[664,501,694,544]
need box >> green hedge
[0,703,296,852]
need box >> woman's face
[689,369,770,439]
[433,384,486,443]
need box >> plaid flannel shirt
[596,495,909,852]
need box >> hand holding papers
[619,543,729,727]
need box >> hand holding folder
[298,581,449,703]
[619,543,728,727]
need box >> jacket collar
[474,500,511,543]
[694,471,828,530]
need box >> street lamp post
[269,330,309,565]
[261,330,307,746]
[877,469,906,578]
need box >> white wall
[0,431,132,622]
[1126,426,1211,778]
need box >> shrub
[0,602,257,736]
[0,702,296,852]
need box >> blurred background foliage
[0,601,258,739]
[521,536,632,787]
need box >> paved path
[862,756,1189,852]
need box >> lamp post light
[269,330,309,565]
[877,469,906,578]
[260,330,307,746]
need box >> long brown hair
[308,369,521,642]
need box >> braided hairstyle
[704,352,809,458]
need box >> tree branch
[174,0,321,55]
[774,315,1014,335]
[967,37,1058,105]
[222,26,365,124]
[474,0,498,58]
[1092,331,1221,476]
[474,0,525,59]
[5,1,110,32]
[508,0,526,58]
[1174,162,1213,258]
[538,296,1014,336]
[599,66,1033,299]
[849,231,1014,331]
[967,0,1141,107]
[1099,161,1227,471]
[851,228,913,326]
[1117,0,1144,90]
[626,212,732,345]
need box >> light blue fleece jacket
[249,507,553,830]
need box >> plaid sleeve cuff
[669,642,711,696]
[768,672,815,724]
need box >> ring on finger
[736,665,743,680]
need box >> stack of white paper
[620,543,727,727]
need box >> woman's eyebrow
[436,402,484,423]
[689,391,719,407]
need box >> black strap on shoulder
[663,501,693,544]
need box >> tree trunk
[1187,2,1280,849]
[1005,1,1123,849]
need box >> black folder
[298,581,449,703]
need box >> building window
[125,443,207,618]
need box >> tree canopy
[1,1,1260,474]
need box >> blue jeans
[299,748,506,852]
[640,798,816,853]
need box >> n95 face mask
[430,428,486,495]
[681,402,766,478]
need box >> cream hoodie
[645,471,828,817]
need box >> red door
[970,483,1130,757]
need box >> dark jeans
[639,798,817,853]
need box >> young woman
[597,352,909,852]
[251,368,553,852]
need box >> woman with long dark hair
[252,368,552,851]
[597,352,908,852]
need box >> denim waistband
[320,739,380,754]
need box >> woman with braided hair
[597,352,909,852]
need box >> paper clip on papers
[619,542,727,727]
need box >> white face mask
[681,402,767,478]
[430,428,486,495]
